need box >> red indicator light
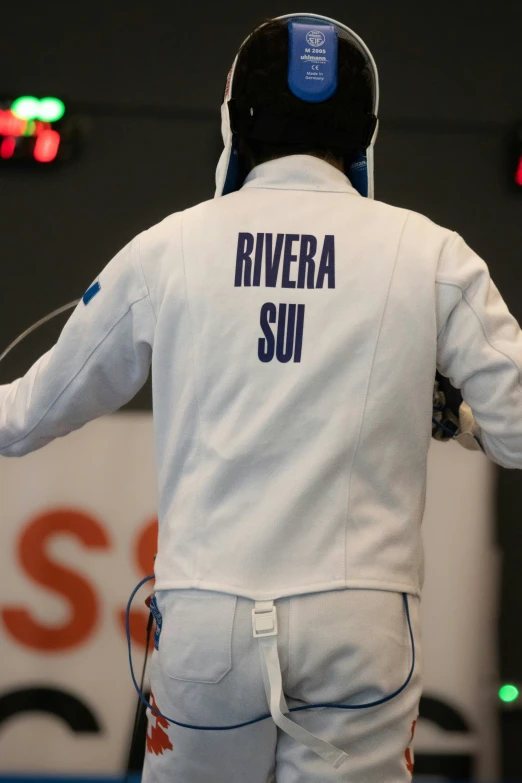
[516,157,522,187]
[0,109,26,137]
[33,129,60,162]
[0,136,16,159]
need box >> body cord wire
[127,575,416,731]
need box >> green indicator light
[11,96,40,121]
[38,97,65,122]
[499,684,519,703]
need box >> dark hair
[232,19,374,167]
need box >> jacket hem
[152,576,421,601]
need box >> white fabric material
[143,588,422,783]
[215,12,379,199]
[254,599,349,769]
[1,156,522,599]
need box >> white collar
[242,154,359,195]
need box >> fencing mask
[215,12,379,199]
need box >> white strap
[254,601,349,770]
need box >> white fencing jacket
[1,155,522,600]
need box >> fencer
[1,12,521,783]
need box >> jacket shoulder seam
[436,279,465,290]
[135,233,158,324]
[461,292,522,387]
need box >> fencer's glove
[455,400,483,452]
[432,372,483,451]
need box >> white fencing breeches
[142,588,422,783]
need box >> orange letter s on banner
[2,509,110,651]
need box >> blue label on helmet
[348,152,369,197]
[288,22,338,103]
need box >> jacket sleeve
[436,232,522,469]
[0,236,155,457]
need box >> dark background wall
[1,1,521,777]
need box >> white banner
[0,413,498,780]
[418,439,499,780]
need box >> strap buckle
[252,603,278,638]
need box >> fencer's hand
[455,401,483,451]
[432,372,483,451]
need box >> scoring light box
[0,95,81,166]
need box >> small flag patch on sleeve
[83,281,101,305]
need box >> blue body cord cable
[126,574,416,731]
